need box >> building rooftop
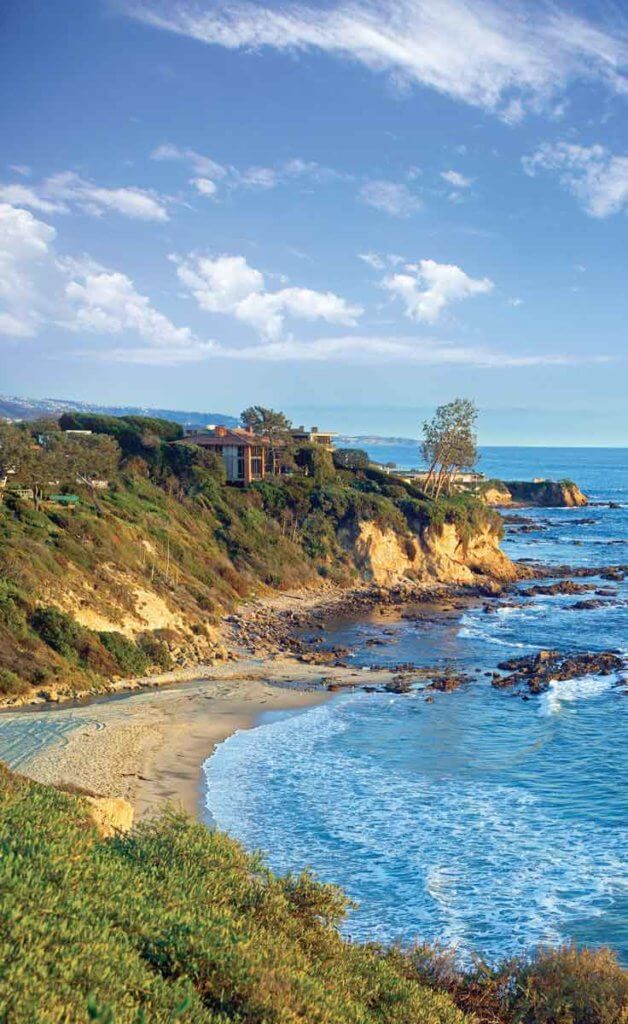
[180,426,272,448]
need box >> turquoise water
[204,448,628,964]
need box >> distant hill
[0,394,239,429]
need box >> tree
[0,422,30,481]
[333,448,370,471]
[421,398,478,498]
[240,406,294,471]
[62,434,120,491]
[294,443,335,482]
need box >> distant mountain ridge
[0,394,239,429]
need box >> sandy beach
[0,653,404,820]
[0,583,473,820]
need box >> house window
[251,446,264,479]
[223,446,244,481]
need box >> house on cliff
[180,425,279,484]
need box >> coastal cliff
[482,478,588,507]
[347,519,515,586]
[0,414,515,705]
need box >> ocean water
[204,448,628,964]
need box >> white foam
[538,674,616,717]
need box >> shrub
[31,606,81,658]
[0,767,470,1024]
[294,442,336,482]
[0,668,29,697]
[137,632,173,671]
[406,942,628,1024]
[97,631,150,675]
[333,447,370,470]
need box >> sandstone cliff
[345,520,516,587]
[483,479,588,508]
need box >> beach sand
[3,655,399,820]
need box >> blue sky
[2,0,628,442]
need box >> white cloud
[507,296,523,307]
[0,203,59,337]
[127,0,628,120]
[85,332,607,367]
[151,143,228,178]
[0,183,67,215]
[65,269,197,347]
[360,181,421,216]
[358,251,405,269]
[357,251,386,270]
[151,143,346,197]
[0,171,169,221]
[0,202,201,358]
[441,169,472,188]
[383,258,493,323]
[175,252,362,338]
[191,176,218,196]
[523,142,628,217]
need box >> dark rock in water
[426,673,471,692]
[384,675,414,694]
[526,580,595,597]
[609,502,621,509]
[569,599,607,611]
[493,650,624,694]
[595,588,617,597]
[601,569,625,581]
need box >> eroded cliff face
[345,520,516,587]
[484,480,588,508]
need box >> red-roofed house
[179,425,279,484]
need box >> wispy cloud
[524,141,628,217]
[0,171,169,221]
[359,181,421,216]
[126,0,628,120]
[89,333,611,367]
[151,143,347,197]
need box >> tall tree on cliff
[421,398,478,498]
[240,406,294,470]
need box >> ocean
[203,446,628,965]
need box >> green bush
[137,633,173,671]
[97,631,150,675]
[0,766,468,1024]
[31,606,81,658]
[333,448,370,470]
[0,668,29,697]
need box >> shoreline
[0,571,558,818]
[2,653,412,819]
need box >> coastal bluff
[345,518,516,587]
[482,479,588,507]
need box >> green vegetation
[0,412,500,700]
[421,398,478,498]
[1,765,625,1024]
[0,766,466,1024]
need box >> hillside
[0,414,510,704]
[1,765,626,1024]
[0,394,238,429]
